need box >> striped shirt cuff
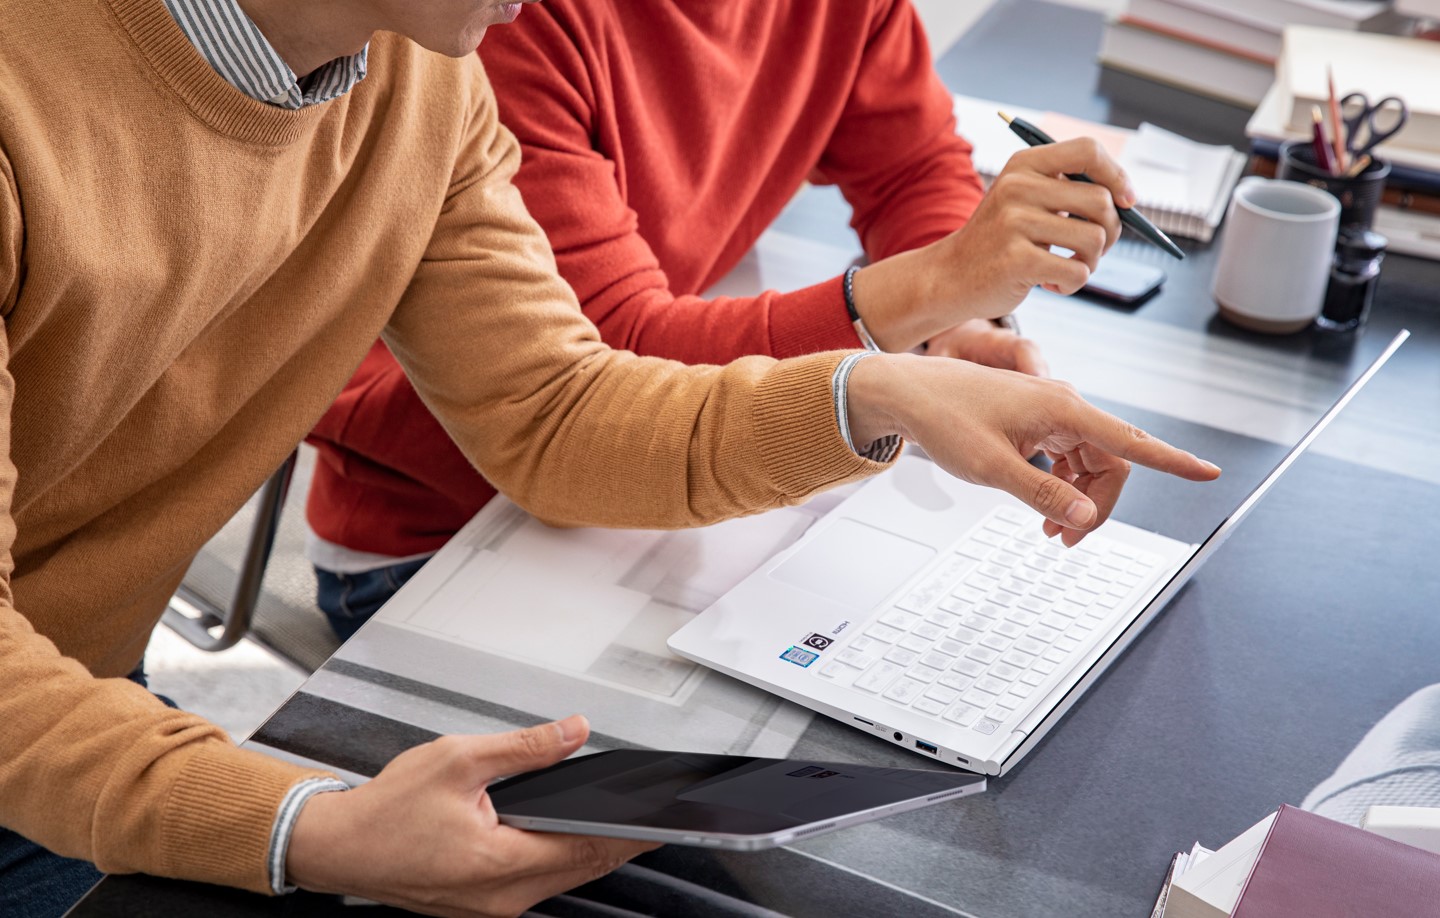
[832,352,901,463]
[268,777,349,895]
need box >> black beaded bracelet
[842,265,862,322]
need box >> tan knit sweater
[0,0,888,893]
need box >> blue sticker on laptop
[779,646,819,668]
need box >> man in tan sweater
[0,0,1218,915]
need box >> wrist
[845,353,917,447]
[285,787,350,894]
[850,241,955,352]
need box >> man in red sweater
[305,0,1109,634]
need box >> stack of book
[1246,26,1440,258]
[1154,805,1440,917]
[1100,0,1409,109]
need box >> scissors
[1340,92,1409,160]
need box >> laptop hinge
[995,730,1027,764]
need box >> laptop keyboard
[816,506,1165,738]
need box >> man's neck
[236,0,374,78]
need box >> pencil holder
[1277,140,1390,231]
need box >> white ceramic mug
[1213,177,1341,334]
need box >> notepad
[953,94,1246,242]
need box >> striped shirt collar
[162,0,367,110]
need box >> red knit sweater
[306,0,984,557]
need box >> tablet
[489,749,986,850]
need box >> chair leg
[163,450,299,652]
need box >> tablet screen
[489,750,983,837]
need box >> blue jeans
[0,666,175,918]
[314,557,429,641]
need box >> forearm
[585,275,862,364]
[0,606,328,891]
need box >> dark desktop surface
[72,1,1440,915]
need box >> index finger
[1023,137,1137,209]
[1071,401,1221,482]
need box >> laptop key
[881,609,921,630]
[865,622,903,643]
[1033,659,1058,675]
[935,639,965,656]
[854,661,902,693]
[1000,650,1034,669]
[994,620,1023,638]
[997,692,1027,710]
[975,675,1008,695]
[959,613,992,632]
[911,696,947,716]
[952,657,986,677]
[883,678,925,704]
[926,609,960,629]
[949,625,982,645]
[898,634,929,654]
[973,717,1002,735]
[1014,637,1046,655]
[944,702,981,726]
[1055,637,1081,653]
[955,542,991,562]
[920,651,953,670]
[961,688,998,709]
[966,646,1000,664]
[1042,648,1067,664]
[835,648,876,669]
[914,622,945,641]
[1020,670,1045,686]
[1029,625,1059,643]
[989,661,1021,681]
[995,507,1028,524]
[906,664,942,684]
[925,684,961,704]
[885,647,919,667]
[1006,609,1039,627]
[979,634,1012,652]
[939,671,974,692]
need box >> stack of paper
[954,94,1246,243]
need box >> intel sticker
[779,646,819,668]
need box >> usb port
[914,739,938,755]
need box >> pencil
[997,111,1185,261]
[1327,66,1347,174]
[1345,153,1372,178]
[1312,106,1337,175]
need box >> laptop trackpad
[769,519,936,611]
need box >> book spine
[1118,14,1276,65]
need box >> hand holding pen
[844,126,1150,354]
[998,111,1185,260]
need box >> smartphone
[1081,257,1166,304]
[489,749,985,850]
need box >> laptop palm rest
[768,519,936,611]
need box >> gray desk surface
[73,1,1440,915]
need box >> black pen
[998,111,1185,261]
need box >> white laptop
[670,332,1407,776]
